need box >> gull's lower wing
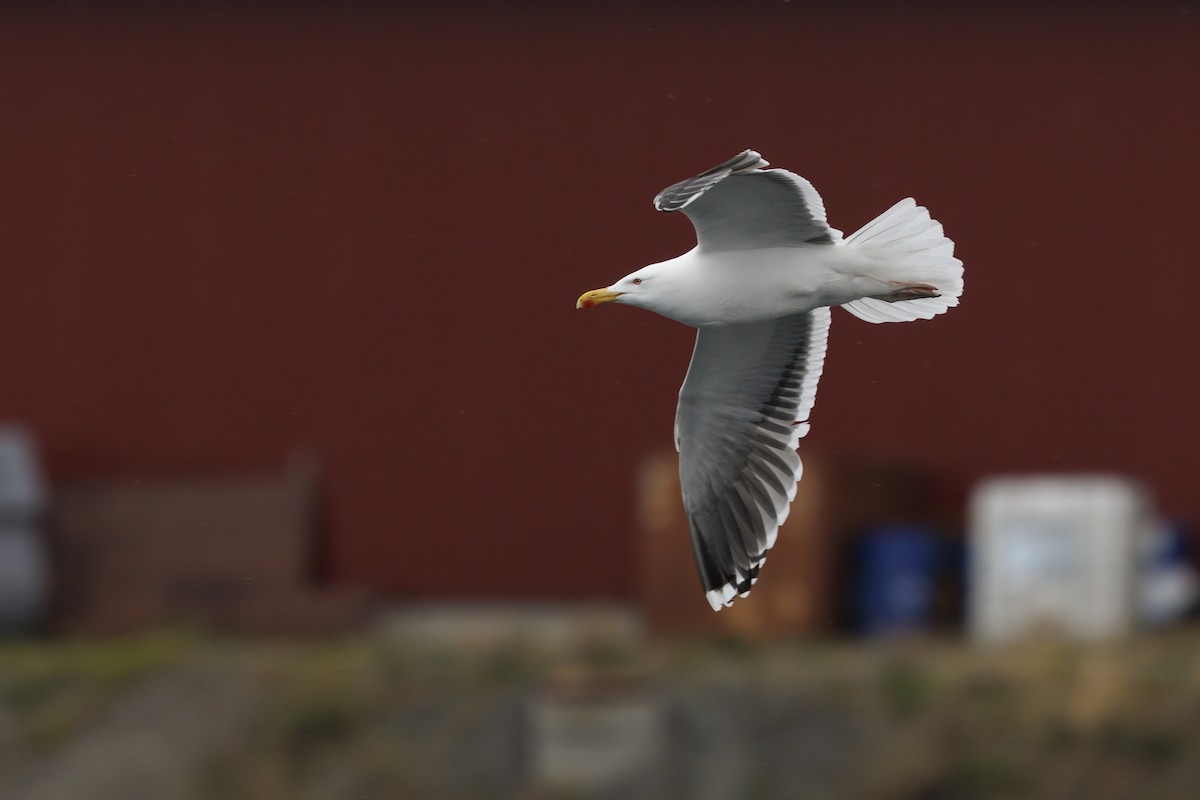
[673,308,830,610]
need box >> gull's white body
[625,245,893,327]
[578,150,964,611]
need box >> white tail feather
[842,198,964,324]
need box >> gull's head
[576,265,663,311]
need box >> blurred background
[1,1,1198,798]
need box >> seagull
[577,150,963,611]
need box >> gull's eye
[633,278,643,285]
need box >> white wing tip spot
[705,584,737,611]
[707,557,768,608]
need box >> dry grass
[2,627,1199,799]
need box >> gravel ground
[4,657,259,800]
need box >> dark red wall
[1,2,1197,600]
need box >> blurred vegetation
[1,627,1199,799]
[0,629,193,752]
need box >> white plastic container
[0,427,45,516]
[968,475,1152,644]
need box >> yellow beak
[576,288,623,309]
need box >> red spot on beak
[581,299,594,308]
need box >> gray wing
[653,149,842,252]
[673,308,831,610]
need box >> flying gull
[577,150,964,611]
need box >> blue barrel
[854,525,938,636]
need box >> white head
[576,261,677,313]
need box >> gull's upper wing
[653,150,842,252]
[673,308,830,610]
